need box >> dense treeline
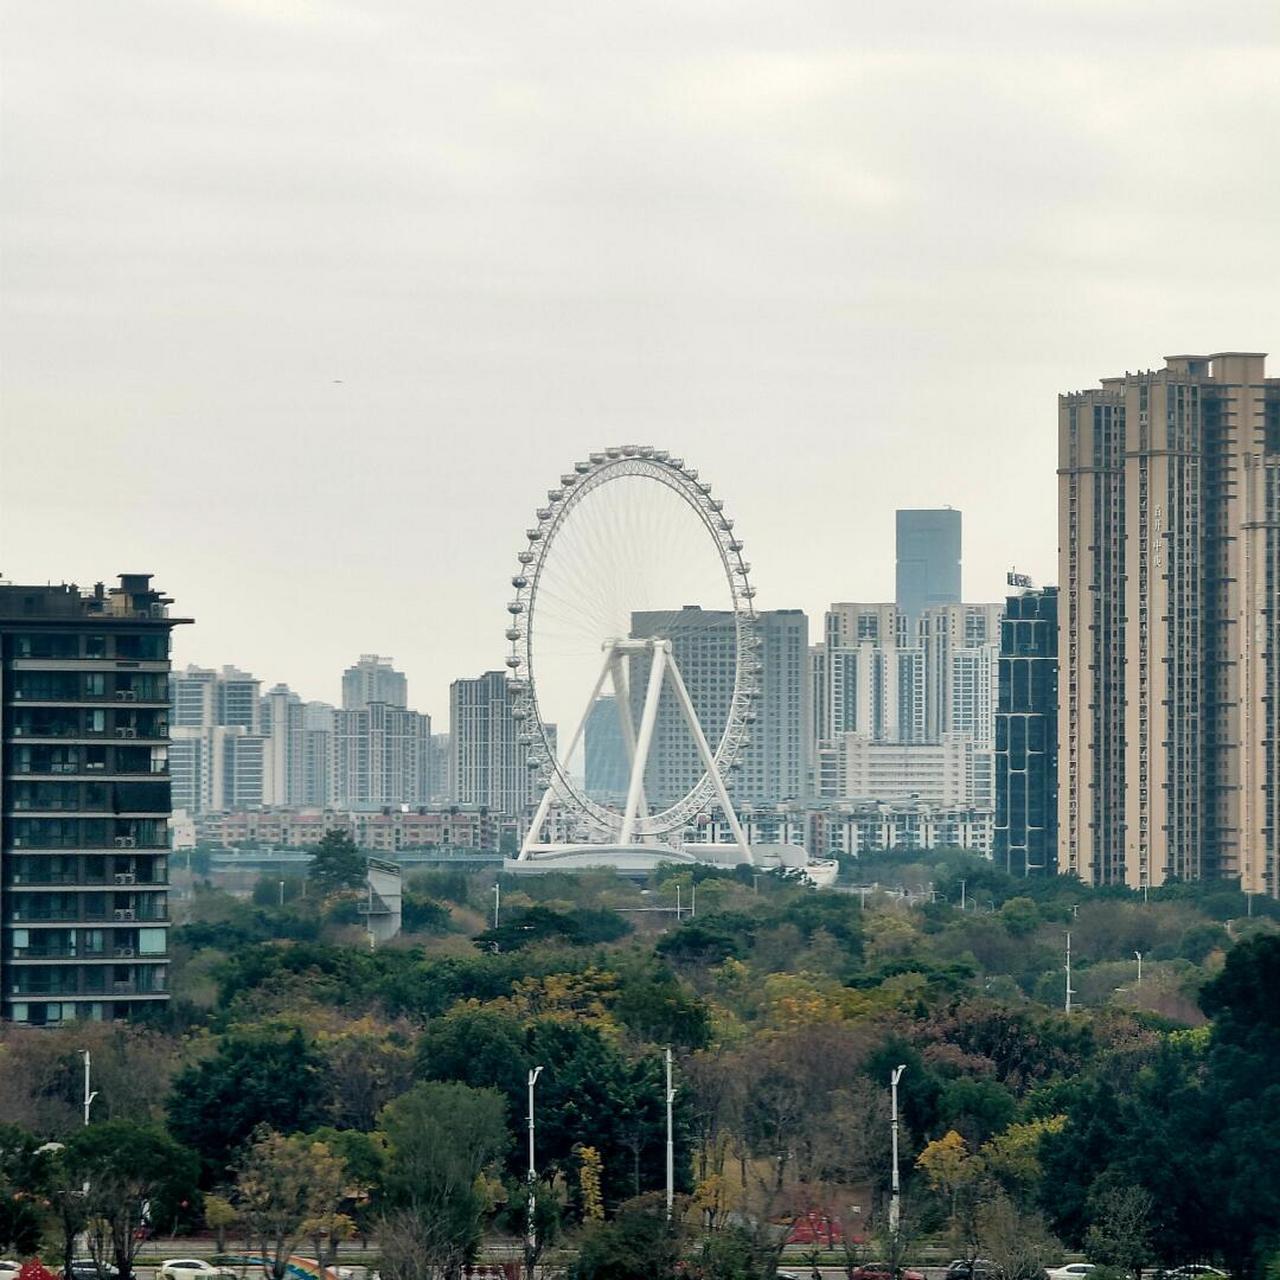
[2,842,1279,1280]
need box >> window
[139,928,166,955]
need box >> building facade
[995,586,1058,876]
[692,800,992,857]
[584,695,629,803]
[629,606,810,808]
[896,508,962,624]
[195,805,501,853]
[0,574,187,1025]
[449,671,535,816]
[1059,352,1280,893]
[332,703,432,807]
[817,732,985,807]
[812,600,1000,809]
[342,654,408,712]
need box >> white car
[158,1262,237,1280]
[0,1262,21,1279]
[1047,1267,1097,1280]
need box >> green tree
[610,959,711,1050]
[0,1124,42,1256]
[378,1082,509,1280]
[233,1128,349,1280]
[168,1031,330,1181]
[67,1121,201,1280]
[1084,1179,1153,1276]
[999,897,1041,938]
[308,829,366,896]
[418,1008,530,1101]
[567,1195,681,1280]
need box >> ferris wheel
[506,445,759,859]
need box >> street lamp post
[526,1066,544,1258]
[665,1048,675,1221]
[494,881,501,929]
[1065,932,1076,1013]
[889,1064,906,1236]
[81,1050,98,1127]
[1135,950,1143,987]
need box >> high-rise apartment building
[342,655,408,712]
[821,604,924,743]
[300,702,336,807]
[1059,352,1280,894]
[628,607,810,808]
[896,508,962,624]
[812,599,1001,810]
[995,586,1058,876]
[332,703,432,807]
[170,666,269,814]
[262,683,302,806]
[450,671,536,816]
[0,574,187,1025]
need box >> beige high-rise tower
[1058,353,1280,894]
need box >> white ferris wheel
[506,445,759,862]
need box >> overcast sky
[2,0,1278,723]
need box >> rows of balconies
[7,892,168,924]
[6,925,167,963]
[6,670,169,704]
[8,966,168,997]
[7,778,170,814]
[6,632,169,662]
[6,853,166,888]
[6,707,169,740]
[5,817,168,849]
[8,742,167,775]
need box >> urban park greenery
[1,849,1280,1279]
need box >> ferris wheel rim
[505,445,759,838]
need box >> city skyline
[7,3,1276,725]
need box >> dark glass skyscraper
[0,574,189,1025]
[994,586,1058,876]
[895,509,962,625]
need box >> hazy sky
[3,0,1278,724]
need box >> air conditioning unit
[113,909,136,921]
[114,837,136,848]
[113,947,136,958]
[115,690,137,702]
[115,727,137,739]
[114,872,136,885]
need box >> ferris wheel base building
[503,842,840,887]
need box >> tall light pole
[494,881,501,929]
[889,1064,906,1236]
[81,1050,98,1127]
[665,1048,675,1221]
[1135,950,1143,987]
[526,1065,544,1257]
[1065,932,1076,1013]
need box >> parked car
[848,1265,926,1280]
[0,1262,22,1280]
[68,1261,119,1280]
[1162,1269,1229,1280]
[1046,1266,1097,1280]
[947,1259,1003,1280]
[159,1262,237,1280]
